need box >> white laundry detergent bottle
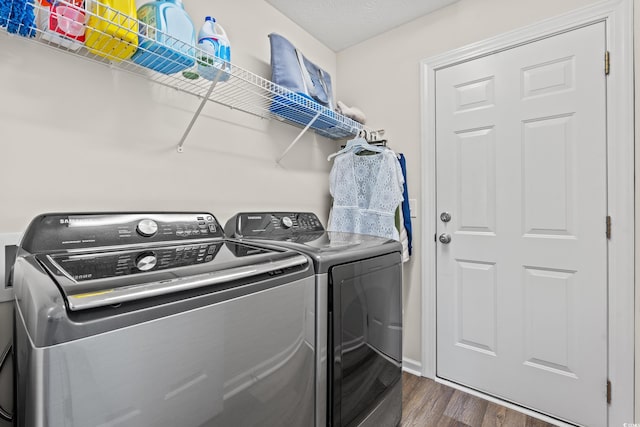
[196,16,231,82]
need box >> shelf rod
[177,73,222,153]
[276,111,322,164]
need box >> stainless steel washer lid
[225,212,402,273]
[40,241,308,311]
[18,212,308,311]
[12,212,314,347]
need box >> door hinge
[606,215,612,239]
[605,51,610,75]
[607,379,612,404]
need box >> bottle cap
[205,16,216,22]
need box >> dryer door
[329,252,402,427]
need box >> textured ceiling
[266,0,460,52]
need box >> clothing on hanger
[396,206,410,262]
[328,147,404,241]
[327,136,385,161]
[398,153,413,256]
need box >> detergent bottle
[85,0,138,61]
[196,16,231,82]
[131,0,196,74]
[39,0,86,51]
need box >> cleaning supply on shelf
[38,0,85,49]
[1,0,37,37]
[196,16,230,82]
[336,100,366,124]
[131,0,195,75]
[84,0,138,61]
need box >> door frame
[419,0,634,425]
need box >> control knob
[281,216,293,229]
[136,252,157,272]
[137,219,158,237]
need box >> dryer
[10,212,316,427]
[225,212,403,427]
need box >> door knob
[439,233,452,244]
[440,212,451,223]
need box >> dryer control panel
[21,213,224,253]
[225,212,324,239]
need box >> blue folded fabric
[398,154,413,256]
[0,0,36,37]
[269,33,334,109]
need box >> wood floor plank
[403,381,455,426]
[435,414,471,427]
[525,415,554,427]
[442,389,488,426]
[481,402,509,427]
[501,405,528,427]
[401,373,555,427]
[402,380,447,425]
[402,372,421,407]
[481,401,528,427]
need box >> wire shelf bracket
[177,74,220,153]
[276,111,321,164]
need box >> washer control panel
[225,212,324,238]
[136,219,159,237]
[50,242,224,282]
[21,213,224,253]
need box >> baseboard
[402,357,422,377]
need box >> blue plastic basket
[270,92,359,139]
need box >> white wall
[0,0,337,238]
[336,0,606,368]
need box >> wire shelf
[0,0,366,150]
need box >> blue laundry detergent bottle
[132,0,196,75]
[196,16,231,82]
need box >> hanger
[327,134,386,161]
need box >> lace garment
[328,150,404,241]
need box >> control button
[205,255,213,262]
[207,246,216,255]
[136,252,157,272]
[201,229,208,235]
[137,219,158,237]
[198,221,206,226]
[208,224,217,232]
[281,216,293,229]
[206,216,213,222]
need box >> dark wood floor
[401,372,557,427]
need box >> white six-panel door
[435,22,607,426]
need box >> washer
[11,212,316,427]
[225,212,403,427]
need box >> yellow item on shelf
[85,0,138,61]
